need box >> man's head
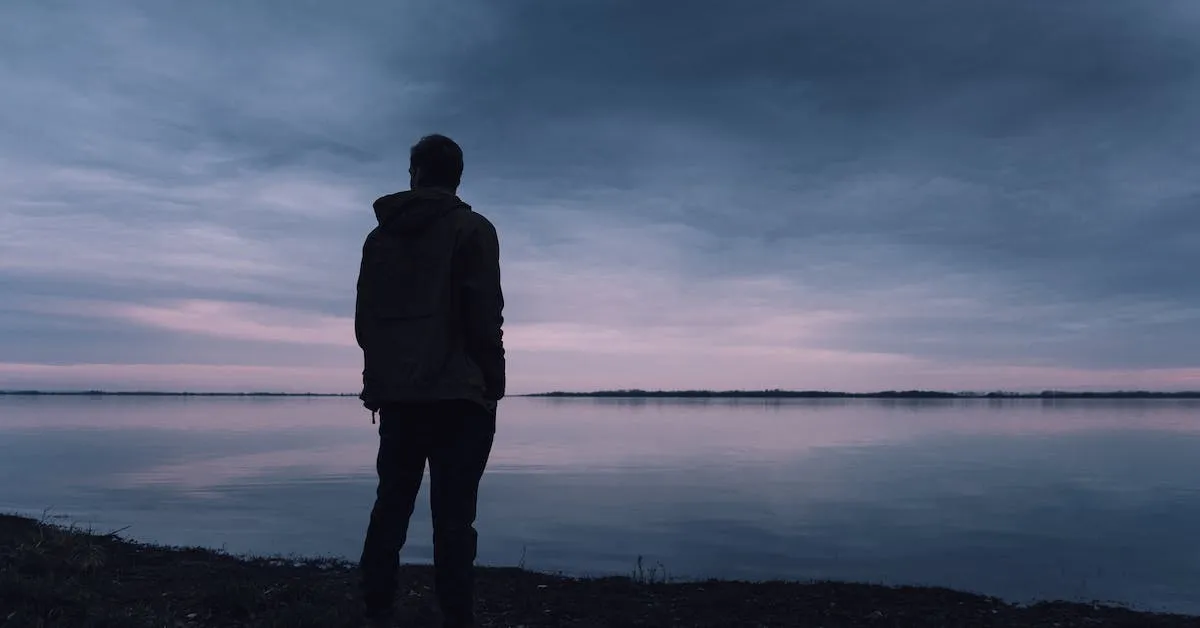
[409,134,464,192]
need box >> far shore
[4,389,1200,399]
[527,389,1200,399]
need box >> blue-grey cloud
[2,0,1198,392]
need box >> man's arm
[460,216,506,401]
[354,237,371,351]
[354,235,383,411]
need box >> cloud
[86,300,350,346]
[1,0,1198,392]
[0,362,355,394]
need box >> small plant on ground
[631,555,669,584]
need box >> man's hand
[483,399,497,415]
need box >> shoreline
[2,514,1197,627]
[527,390,1200,400]
[4,389,1200,399]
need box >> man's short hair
[410,134,464,190]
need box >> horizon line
[3,388,1200,399]
[0,390,356,397]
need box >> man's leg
[360,403,432,621]
[427,400,496,627]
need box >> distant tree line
[5,389,1198,399]
[527,389,1200,399]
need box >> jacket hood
[372,189,471,235]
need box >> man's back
[355,188,505,410]
[357,134,504,628]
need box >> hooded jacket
[355,189,505,411]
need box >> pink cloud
[0,362,356,394]
[110,300,353,346]
[7,293,1200,394]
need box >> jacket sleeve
[354,237,370,351]
[459,216,506,400]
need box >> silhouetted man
[356,134,505,628]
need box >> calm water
[2,395,1199,613]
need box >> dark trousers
[360,400,496,626]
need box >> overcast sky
[2,0,1199,393]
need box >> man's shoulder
[361,224,381,245]
[458,208,498,237]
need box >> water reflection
[1,396,1198,613]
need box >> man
[355,134,505,628]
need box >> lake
[2,395,1199,614]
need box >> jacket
[355,188,505,410]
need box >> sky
[2,0,1199,394]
